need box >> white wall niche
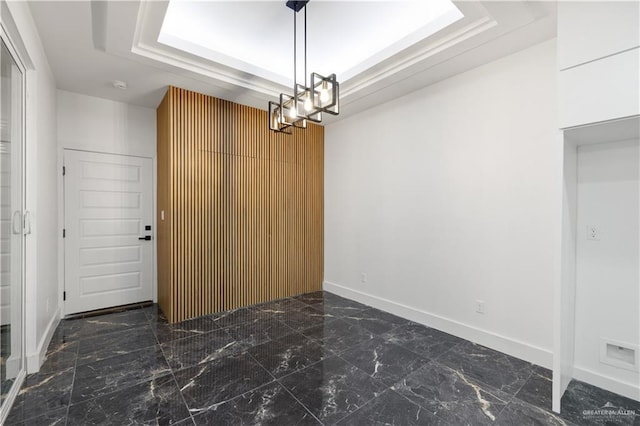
[555,116,640,411]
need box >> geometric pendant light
[269,0,339,133]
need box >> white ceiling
[159,0,462,85]
[28,1,558,121]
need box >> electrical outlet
[587,226,600,241]
[476,300,485,314]
[361,273,368,283]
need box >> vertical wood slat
[156,86,323,323]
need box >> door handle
[23,211,32,235]
[138,235,152,241]
[12,211,21,235]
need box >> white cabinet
[558,1,640,70]
[559,48,640,129]
[558,1,640,129]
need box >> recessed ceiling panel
[159,0,463,86]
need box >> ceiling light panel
[159,0,462,86]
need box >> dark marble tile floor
[5,291,640,425]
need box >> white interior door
[64,150,153,314]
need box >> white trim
[61,149,155,314]
[0,6,28,421]
[26,305,60,373]
[4,354,21,380]
[0,369,25,425]
[573,366,640,403]
[323,280,553,369]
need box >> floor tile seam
[386,358,438,390]
[504,396,576,425]
[38,360,77,376]
[10,403,70,425]
[327,394,371,425]
[246,350,279,385]
[486,393,512,422]
[75,342,161,368]
[235,326,300,350]
[430,339,464,362]
[530,367,553,382]
[166,361,198,425]
[427,358,519,405]
[296,301,323,309]
[75,341,164,366]
[395,338,457,362]
[64,341,80,423]
[396,370,510,426]
[511,394,554,415]
[269,317,299,335]
[508,367,537,400]
[211,314,285,330]
[71,323,155,343]
[185,367,280,421]
[160,339,246,381]
[332,352,389,389]
[384,387,443,423]
[335,330,379,353]
[371,337,435,363]
[385,321,412,334]
[69,367,175,408]
[259,349,329,382]
[157,339,176,374]
[274,378,326,425]
[292,319,340,335]
[157,326,235,347]
[246,330,311,353]
[304,304,327,315]
[149,323,163,346]
[7,407,68,426]
[327,378,392,425]
[180,350,283,418]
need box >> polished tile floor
[5,291,640,425]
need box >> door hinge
[63,229,66,238]
[62,166,66,176]
[63,291,66,301]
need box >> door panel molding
[63,149,153,314]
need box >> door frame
[0,15,27,426]
[60,148,157,317]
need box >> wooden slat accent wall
[157,86,324,323]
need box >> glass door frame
[0,19,27,425]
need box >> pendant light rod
[293,7,297,88]
[304,5,308,87]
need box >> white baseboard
[4,354,21,379]
[573,366,640,403]
[323,280,553,369]
[26,306,61,373]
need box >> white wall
[57,90,156,157]
[574,139,640,400]
[3,1,59,374]
[33,36,58,369]
[56,90,157,315]
[324,39,561,367]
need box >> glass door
[0,34,24,415]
